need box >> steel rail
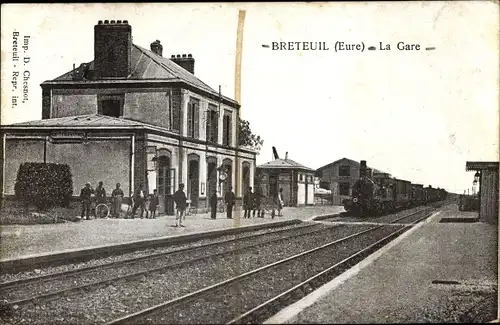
[0,223,317,291]
[226,211,434,324]
[103,218,415,325]
[2,223,334,306]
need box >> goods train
[342,160,447,216]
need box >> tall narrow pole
[1,133,6,200]
[218,85,222,113]
[234,10,245,226]
[130,134,135,200]
[218,85,222,197]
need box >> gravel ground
[0,223,391,325]
[0,223,315,283]
[131,225,404,324]
[1,223,326,302]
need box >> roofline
[316,158,355,170]
[257,167,315,173]
[1,122,256,155]
[256,165,315,172]
[40,79,240,109]
[316,158,386,174]
[466,161,499,171]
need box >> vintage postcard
[0,2,498,324]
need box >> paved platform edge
[0,219,304,272]
[311,213,342,221]
[263,211,443,324]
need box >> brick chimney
[170,53,195,74]
[94,20,132,79]
[150,40,163,56]
[359,160,367,178]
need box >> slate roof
[257,158,315,172]
[2,114,258,155]
[43,44,238,106]
[4,114,146,128]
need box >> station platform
[267,204,498,323]
[0,205,344,261]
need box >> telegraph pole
[234,9,245,226]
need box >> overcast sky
[1,2,498,194]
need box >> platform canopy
[465,161,499,171]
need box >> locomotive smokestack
[360,160,367,178]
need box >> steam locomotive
[342,160,448,216]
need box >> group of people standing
[243,186,285,219]
[80,181,285,223]
[206,186,284,220]
[79,182,159,220]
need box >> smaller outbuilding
[465,161,499,224]
[256,155,315,207]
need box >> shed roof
[4,114,147,128]
[257,158,315,172]
[466,161,499,171]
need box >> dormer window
[98,94,124,118]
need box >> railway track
[103,207,436,324]
[0,223,325,303]
[322,203,443,223]
[0,207,438,325]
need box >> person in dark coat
[132,184,146,219]
[111,183,124,218]
[224,186,236,219]
[173,183,187,227]
[243,186,254,218]
[94,181,107,217]
[253,188,265,218]
[148,189,159,219]
[210,192,218,220]
[80,182,94,220]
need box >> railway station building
[0,20,257,215]
[465,161,499,224]
[256,155,315,207]
[315,158,388,205]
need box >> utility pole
[234,9,245,226]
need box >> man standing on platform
[148,189,159,219]
[132,184,146,219]
[224,186,236,219]
[80,182,94,220]
[111,183,124,218]
[210,192,218,219]
[173,183,187,227]
[253,187,265,218]
[95,181,107,217]
[243,186,254,218]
